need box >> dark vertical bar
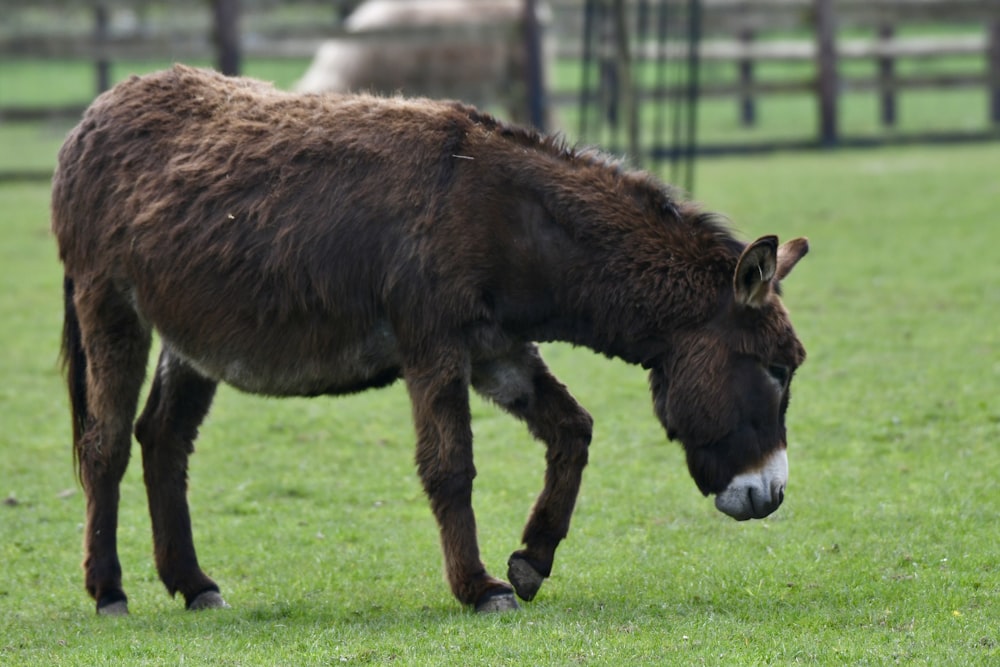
[635,0,651,162]
[579,0,597,139]
[636,1,650,62]
[335,0,352,22]
[599,4,619,150]
[738,27,755,126]
[652,0,671,167]
[815,0,838,147]
[523,0,547,131]
[878,23,896,127]
[613,0,639,165]
[213,0,242,76]
[94,3,111,94]
[682,0,701,193]
[669,2,686,182]
[989,19,1000,125]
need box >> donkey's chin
[714,448,788,521]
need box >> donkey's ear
[734,235,778,308]
[776,237,809,281]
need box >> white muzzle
[714,448,788,521]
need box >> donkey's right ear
[776,237,809,281]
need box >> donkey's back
[53,63,483,288]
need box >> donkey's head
[650,235,808,520]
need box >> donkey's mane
[448,100,744,261]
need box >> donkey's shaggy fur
[53,65,808,614]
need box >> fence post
[94,3,111,94]
[814,0,838,146]
[878,23,896,127]
[738,28,756,126]
[989,19,1000,125]
[212,0,242,76]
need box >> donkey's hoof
[187,590,230,611]
[507,555,545,602]
[474,590,519,613]
[97,599,129,616]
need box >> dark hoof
[507,555,545,602]
[474,590,519,613]
[187,590,230,611]
[97,599,129,616]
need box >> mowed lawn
[0,139,997,665]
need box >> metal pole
[652,0,671,170]
[682,0,701,193]
[523,0,547,132]
[579,0,597,139]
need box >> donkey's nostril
[714,449,788,520]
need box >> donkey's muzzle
[714,448,788,521]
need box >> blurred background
[1,0,997,192]
[1,7,998,659]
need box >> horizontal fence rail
[557,0,999,166]
[1,0,999,182]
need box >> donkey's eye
[767,364,790,390]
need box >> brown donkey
[53,65,808,615]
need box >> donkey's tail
[61,275,89,479]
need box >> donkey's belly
[161,319,403,397]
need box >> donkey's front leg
[405,358,518,612]
[472,345,593,603]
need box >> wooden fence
[1,0,998,180]
[553,0,1000,160]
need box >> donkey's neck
[458,121,743,365]
[511,173,739,365]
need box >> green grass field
[1,59,999,665]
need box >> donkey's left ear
[734,235,778,308]
[775,237,809,281]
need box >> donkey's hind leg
[74,281,152,615]
[471,344,593,603]
[134,348,225,610]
